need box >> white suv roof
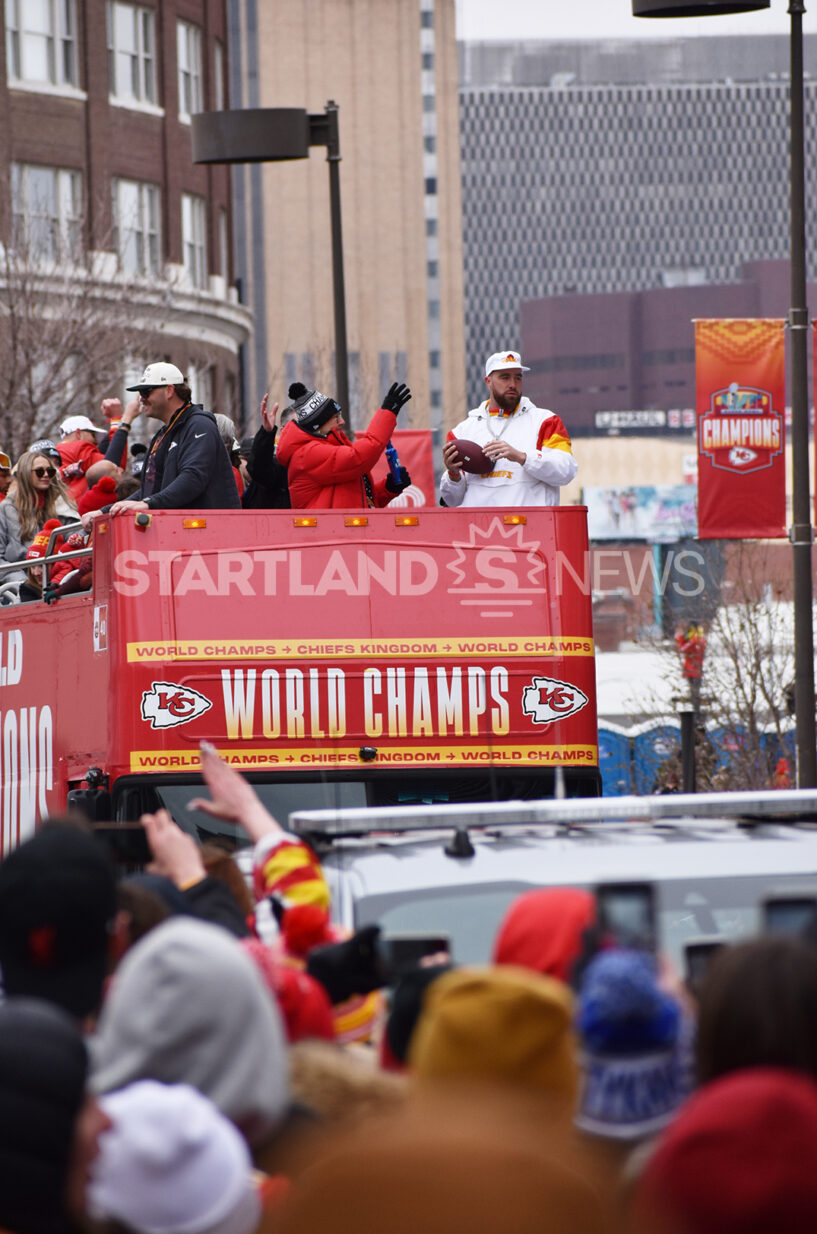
[288,791,817,966]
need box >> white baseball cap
[484,350,530,378]
[127,362,185,391]
[59,415,106,437]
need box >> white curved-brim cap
[127,362,185,390]
[485,350,530,377]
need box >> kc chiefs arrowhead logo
[522,676,589,725]
[141,681,212,729]
[699,382,783,475]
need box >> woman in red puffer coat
[276,381,411,509]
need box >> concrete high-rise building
[229,0,465,443]
[459,35,817,408]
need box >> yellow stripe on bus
[126,636,594,662]
[130,743,598,772]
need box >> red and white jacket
[440,397,577,508]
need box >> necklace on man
[485,402,516,440]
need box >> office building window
[181,193,207,288]
[188,362,213,409]
[107,2,155,104]
[6,0,78,88]
[213,38,225,110]
[11,162,82,261]
[112,178,160,275]
[177,20,202,121]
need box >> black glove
[381,382,412,416]
[306,924,385,1004]
[385,466,411,495]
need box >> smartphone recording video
[762,895,817,937]
[684,937,725,998]
[92,823,151,867]
[595,881,657,953]
[378,933,450,983]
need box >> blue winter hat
[575,949,689,1141]
[578,948,679,1054]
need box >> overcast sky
[455,0,817,42]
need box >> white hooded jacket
[440,397,577,508]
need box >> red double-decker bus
[0,505,599,852]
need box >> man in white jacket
[440,350,577,507]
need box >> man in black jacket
[241,392,291,509]
[82,362,240,527]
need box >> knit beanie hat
[29,439,62,464]
[409,965,578,1103]
[77,475,117,516]
[0,998,89,1234]
[636,1068,817,1234]
[88,1081,261,1234]
[90,918,290,1145]
[575,948,687,1141]
[0,823,117,1020]
[25,519,63,561]
[287,382,341,434]
[492,888,597,983]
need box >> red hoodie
[276,407,396,509]
[492,887,596,983]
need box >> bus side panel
[0,594,108,849]
[99,508,598,780]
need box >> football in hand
[451,438,493,474]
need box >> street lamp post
[633,0,817,787]
[191,103,350,422]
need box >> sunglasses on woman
[33,467,57,479]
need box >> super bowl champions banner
[695,319,786,540]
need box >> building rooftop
[459,33,817,88]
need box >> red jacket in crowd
[276,407,396,509]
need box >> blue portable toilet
[708,723,749,774]
[632,717,681,795]
[598,723,633,796]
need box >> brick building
[0,0,250,445]
[521,260,817,437]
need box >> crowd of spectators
[0,741,814,1234]
[0,364,415,603]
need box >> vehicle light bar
[288,789,817,837]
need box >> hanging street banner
[695,319,786,540]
